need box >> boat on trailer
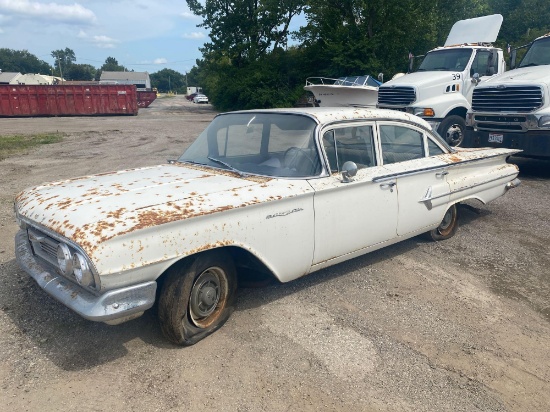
[304,75,381,107]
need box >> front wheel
[158,250,237,345]
[438,115,466,147]
[424,204,459,241]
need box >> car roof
[227,107,432,129]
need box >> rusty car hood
[15,163,308,257]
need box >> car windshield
[178,112,322,178]
[519,37,550,68]
[417,48,473,72]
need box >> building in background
[0,71,22,84]
[99,71,151,90]
[0,72,63,85]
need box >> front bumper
[15,230,157,324]
[464,128,550,159]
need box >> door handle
[436,170,449,178]
[379,181,396,192]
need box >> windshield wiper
[177,159,206,166]
[207,156,248,177]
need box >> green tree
[95,57,128,80]
[64,64,97,81]
[186,0,305,66]
[0,49,52,74]
[185,0,305,109]
[488,0,550,47]
[51,48,76,77]
[150,68,186,93]
[297,0,490,80]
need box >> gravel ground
[0,96,549,411]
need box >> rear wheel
[424,204,458,241]
[158,250,237,345]
[438,115,466,147]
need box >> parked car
[193,94,209,104]
[185,92,198,101]
[14,108,520,346]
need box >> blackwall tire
[438,115,466,147]
[158,250,237,346]
[424,204,459,241]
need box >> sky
[0,0,217,74]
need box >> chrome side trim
[372,152,519,183]
[419,172,520,203]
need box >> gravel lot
[1,96,549,411]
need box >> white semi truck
[464,33,550,158]
[377,14,505,146]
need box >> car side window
[427,138,446,156]
[379,124,424,165]
[323,126,376,173]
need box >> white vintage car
[193,94,209,104]
[14,107,520,345]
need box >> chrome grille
[472,86,543,112]
[378,86,416,106]
[28,228,59,267]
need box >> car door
[375,122,451,236]
[463,49,498,101]
[308,123,398,268]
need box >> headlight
[538,116,550,128]
[410,108,435,117]
[56,243,73,276]
[73,253,95,287]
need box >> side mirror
[377,73,384,83]
[341,161,358,183]
[471,73,481,85]
[510,49,517,70]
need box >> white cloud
[92,35,117,48]
[153,58,168,64]
[78,29,118,48]
[180,11,198,20]
[182,32,205,39]
[0,0,97,24]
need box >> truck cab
[377,14,505,146]
[464,33,550,158]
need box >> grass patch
[0,133,64,161]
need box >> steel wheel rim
[446,124,464,146]
[437,207,455,236]
[189,267,228,328]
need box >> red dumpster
[137,90,157,108]
[0,85,138,117]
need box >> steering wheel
[283,147,316,175]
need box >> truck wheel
[424,204,458,241]
[158,250,237,346]
[438,115,466,146]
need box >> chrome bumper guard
[15,230,157,324]
[505,178,521,191]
